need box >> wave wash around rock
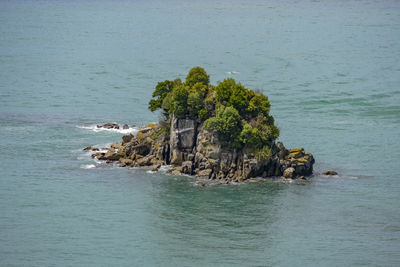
[91,67,315,183]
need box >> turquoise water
[1,0,400,265]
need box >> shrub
[256,146,272,161]
[248,93,270,118]
[240,123,262,149]
[216,78,236,104]
[148,80,173,112]
[185,67,210,88]
[187,91,203,118]
[149,78,182,114]
[203,105,242,147]
[169,84,189,118]
[191,82,208,98]
[198,109,209,120]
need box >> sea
[1,0,399,266]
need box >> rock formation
[92,116,314,183]
[90,67,315,183]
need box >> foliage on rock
[148,67,280,150]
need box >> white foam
[158,165,172,173]
[81,164,96,169]
[226,71,240,75]
[77,124,139,135]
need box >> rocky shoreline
[89,120,315,184]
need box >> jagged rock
[152,164,161,171]
[93,152,105,159]
[139,127,153,134]
[122,124,129,129]
[119,158,133,167]
[168,166,182,175]
[136,155,153,166]
[97,123,119,129]
[197,168,212,178]
[181,161,193,175]
[276,142,288,159]
[103,151,123,161]
[122,134,134,144]
[92,119,315,182]
[323,170,338,176]
[83,146,99,151]
[130,141,151,156]
[283,167,295,179]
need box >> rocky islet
[89,67,315,183]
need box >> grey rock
[283,167,295,179]
[181,161,193,174]
[122,134,134,144]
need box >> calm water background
[1,0,400,266]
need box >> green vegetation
[203,105,243,147]
[149,67,279,152]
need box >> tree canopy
[149,67,279,152]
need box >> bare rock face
[92,118,315,183]
[169,115,197,165]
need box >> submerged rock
[323,170,338,176]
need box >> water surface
[1,0,399,266]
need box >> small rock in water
[97,123,120,129]
[122,124,129,129]
[323,170,338,176]
[83,146,99,151]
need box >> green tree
[240,123,262,149]
[215,78,252,116]
[187,91,203,118]
[229,82,250,116]
[170,84,189,118]
[248,93,270,118]
[203,105,243,147]
[215,78,236,105]
[256,146,272,161]
[185,67,210,88]
[148,79,182,112]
